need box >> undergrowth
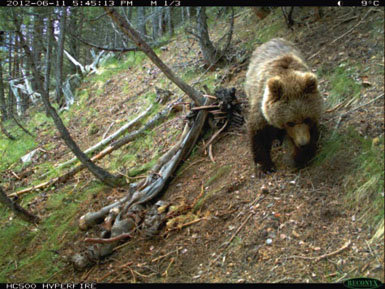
[315,128,384,240]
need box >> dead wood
[191,105,220,111]
[289,240,352,262]
[9,105,172,198]
[56,104,154,170]
[0,186,40,224]
[84,233,132,244]
[104,8,203,106]
[72,98,214,269]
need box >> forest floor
[0,7,384,283]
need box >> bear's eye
[287,122,295,127]
[304,118,312,124]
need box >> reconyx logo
[343,277,383,289]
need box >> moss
[0,134,36,171]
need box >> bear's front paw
[255,163,276,178]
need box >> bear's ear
[303,73,318,94]
[267,77,283,100]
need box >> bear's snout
[288,123,311,147]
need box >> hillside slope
[0,7,383,283]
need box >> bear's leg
[250,126,281,173]
[293,125,319,168]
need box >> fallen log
[56,104,154,170]
[72,98,213,269]
[8,105,172,198]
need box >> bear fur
[245,38,323,173]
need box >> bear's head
[261,72,323,147]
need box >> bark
[196,7,218,67]
[57,104,153,169]
[78,99,211,231]
[0,58,7,120]
[44,14,54,98]
[104,8,203,106]
[136,7,147,37]
[166,8,173,36]
[9,105,172,198]
[73,98,213,265]
[10,113,34,137]
[152,7,160,40]
[0,186,40,224]
[13,12,125,188]
[56,7,67,106]
[0,121,16,140]
[7,34,15,117]
[68,8,81,75]
[32,13,43,91]
[13,32,22,115]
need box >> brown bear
[245,38,323,174]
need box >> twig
[204,120,229,150]
[162,257,174,277]
[127,266,136,283]
[151,248,181,263]
[102,121,115,139]
[191,105,220,111]
[289,240,351,262]
[81,266,95,282]
[272,277,295,283]
[327,93,384,122]
[333,116,343,132]
[97,270,114,282]
[177,158,205,177]
[222,213,253,249]
[132,269,156,278]
[84,232,132,244]
[113,240,131,252]
[11,171,21,180]
[208,144,215,163]
[309,9,374,60]
[180,217,207,229]
[203,94,217,100]
[221,195,265,249]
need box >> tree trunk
[44,14,54,99]
[68,8,81,75]
[13,33,22,115]
[104,8,203,106]
[56,7,67,106]
[8,34,15,117]
[152,7,159,40]
[166,8,173,36]
[137,7,147,37]
[196,7,218,68]
[0,186,40,224]
[0,57,7,121]
[32,13,43,91]
[13,12,125,188]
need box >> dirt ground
[6,7,383,283]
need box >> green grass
[345,134,384,232]
[0,181,108,282]
[0,134,36,171]
[314,128,384,240]
[193,165,232,212]
[319,63,361,107]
